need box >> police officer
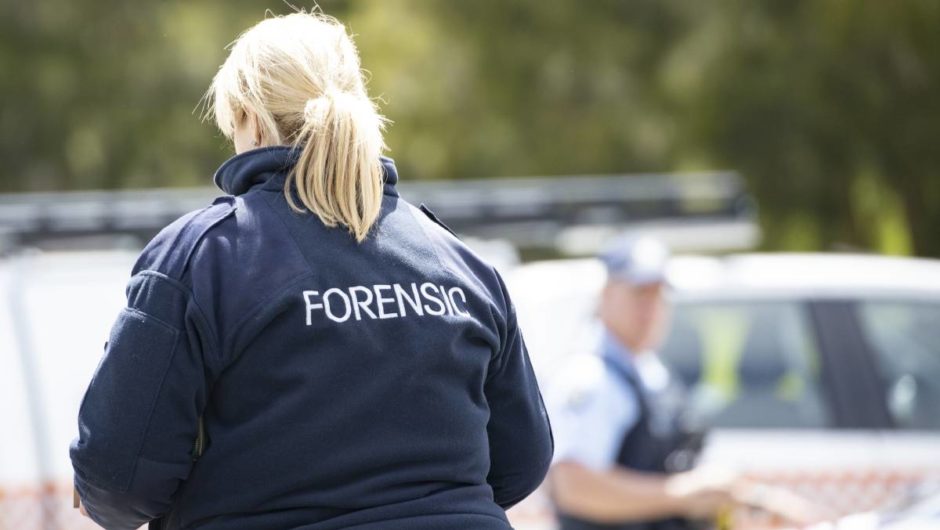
[545,236,735,530]
[70,12,552,530]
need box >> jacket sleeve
[484,272,554,510]
[69,269,217,530]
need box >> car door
[658,297,922,526]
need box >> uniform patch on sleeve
[557,354,607,412]
[74,308,181,492]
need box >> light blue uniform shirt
[546,330,643,471]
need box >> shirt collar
[213,145,400,197]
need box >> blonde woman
[70,11,553,530]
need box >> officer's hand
[732,482,830,525]
[665,466,738,520]
[78,499,89,518]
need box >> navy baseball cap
[599,235,670,285]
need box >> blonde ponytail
[205,12,388,242]
[286,88,385,242]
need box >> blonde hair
[206,12,387,242]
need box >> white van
[1,250,137,530]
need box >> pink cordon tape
[0,481,101,530]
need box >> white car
[505,253,940,529]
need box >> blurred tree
[0,2,350,191]
[1,1,937,256]
[348,0,692,180]
[680,1,940,256]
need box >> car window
[659,301,830,429]
[857,301,940,430]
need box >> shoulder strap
[601,355,652,416]
[139,199,237,281]
[418,203,460,239]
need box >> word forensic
[303,282,471,324]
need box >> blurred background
[1,1,938,529]
[3,0,939,255]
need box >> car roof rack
[0,171,758,256]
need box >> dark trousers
[557,512,695,530]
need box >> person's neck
[600,319,638,357]
[613,333,639,356]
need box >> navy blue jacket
[70,146,554,530]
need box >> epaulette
[418,203,460,239]
[133,198,237,281]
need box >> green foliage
[1,1,938,255]
[681,1,940,256]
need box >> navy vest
[556,355,695,530]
